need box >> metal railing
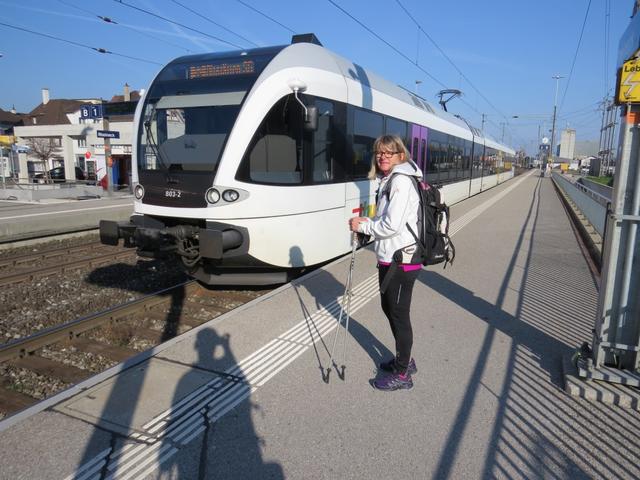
[552,172,608,236]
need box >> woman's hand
[349,216,367,232]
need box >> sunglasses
[375,151,400,159]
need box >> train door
[410,125,428,174]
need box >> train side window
[238,95,303,185]
[485,147,497,176]
[350,108,383,179]
[385,117,407,142]
[412,138,419,162]
[462,140,472,179]
[312,100,335,183]
[427,130,445,184]
[473,142,484,178]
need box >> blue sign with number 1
[80,104,103,119]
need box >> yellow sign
[0,135,14,146]
[617,59,640,103]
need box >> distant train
[99,34,515,285]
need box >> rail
[0,280,199,363]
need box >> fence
[552,172,608,237]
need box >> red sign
[85,151,91,159]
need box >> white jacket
[358,160,422,263]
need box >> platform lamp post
[549,75,565,165]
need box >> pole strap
[611,214,640,222]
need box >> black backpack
[406,176,455,267]
[379,174,455,293]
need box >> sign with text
[97,130,120,139]
[616,58,640,104]
[80,104,104,119]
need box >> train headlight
[134,184,144,200]
[205,188,220,204]
[222,189,240,202]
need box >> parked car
[32,166,86,183]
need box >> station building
[11,86,139,190]
[0,107,26,179]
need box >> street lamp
[414,80,422,95]
[549,75,565,165]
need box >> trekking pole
[326,232,357,382]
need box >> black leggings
[378,264,419,373]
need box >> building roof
[27,99,86,125]
[109,90,141,103]
[0,107,26,125]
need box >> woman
[349,134,422,391]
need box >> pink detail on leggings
[378,261,422,272]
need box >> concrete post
[62,135,75,181]
[591,104,640,374]
[103,114,113,193]
[18,152,29,182]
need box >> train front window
[138,48,283,176]
[140,96,241,172]
[237,95,305,185]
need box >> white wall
[13,113,134,183]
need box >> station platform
[0,194,133,244]
[1,171,639,479]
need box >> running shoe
[379,357,417,375]
[372,371,413,391]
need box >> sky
[0,0,634,155]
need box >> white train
[100,34,515,285]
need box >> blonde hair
[367,135,411,180]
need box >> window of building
[78,138,87,148]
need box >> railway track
[0,241,137,287]
[0,280,268,419]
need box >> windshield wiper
[143,102,178,185]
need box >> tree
[25,137,62,182]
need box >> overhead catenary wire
[233,0,297,34]
[169,0,259,47]
[113,0,245,50]
[559,108,600,122]
[0,20,162,65]
[326,0,443,88]
[559,100,601,117]
[394,0,509,123]
[55,0,194,53]
[326,0,509,142]
[558,0,592,113]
